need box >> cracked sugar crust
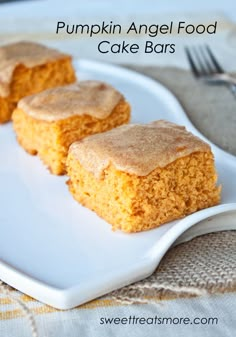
[18,81,124,121]
[69,120,211,178]
[0,41,70,97]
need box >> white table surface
[0,1,235,337]
[0,0,236,68]
[0,0,235,18]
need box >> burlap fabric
[109,231,236,303]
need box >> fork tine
[194,46,213,76]
[185,47,200,77]
[205,45,224,73]
[199,46,216,73]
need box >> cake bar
[66,120,221,232]
[12,81,131,175]
[0,41,76,123]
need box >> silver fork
[185,45,236,97]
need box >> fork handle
[219,75,236,98]
[204,73,236,98]
[207,73,236,86]
[228,83,236,98]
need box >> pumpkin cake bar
[67,120,221,233]
[0,41,76,123]
[12,81,131,175]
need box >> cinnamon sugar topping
[69,120,211,177]
[18,81,124,121]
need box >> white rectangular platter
[0,60,236,309]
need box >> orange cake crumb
[66,120,221,233]
[12,81,131,175]
[0,41,76,123]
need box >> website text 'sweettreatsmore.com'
[99,315,218,326]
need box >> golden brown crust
[0,41,70,97]
[18,81,124,121]
[69,120,211,178]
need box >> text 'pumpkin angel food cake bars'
[12,81,131,175]
[67,120,221,233]
[0,41,76,123]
